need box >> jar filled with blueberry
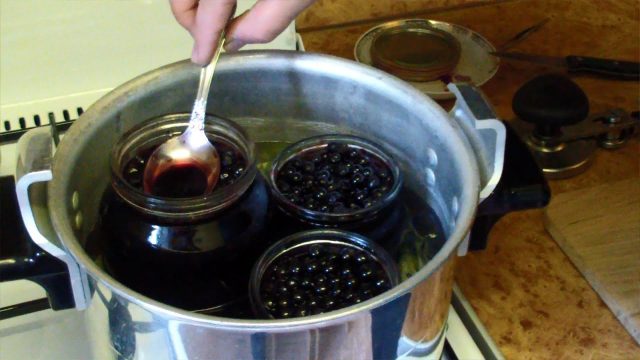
[90,114,270,317]
[249,230,399,319]
[267,134,405,242]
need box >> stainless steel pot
[15,51,505,359]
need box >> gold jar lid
[369,22,461,82]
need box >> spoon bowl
[143,37,226,196]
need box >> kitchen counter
[298,0,640,358]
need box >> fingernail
[191,45,201,64]
[224,37,246,52]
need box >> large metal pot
[15,51,505,359]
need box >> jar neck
[110,113,256,221]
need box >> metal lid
[368,21,461,82]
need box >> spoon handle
[188,34,227,132]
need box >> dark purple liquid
[123,141,246,198]
[151,162,209,197]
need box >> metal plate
[355,19,499,100]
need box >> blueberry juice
[86,115,269,317]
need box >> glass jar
[95,114,270,317]
[266,134,405,244]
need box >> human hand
[170,0,317,65]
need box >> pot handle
[448,83,506,201]
[14,127,89,310]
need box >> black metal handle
[0,176,74,317]
[566,55,640,80]
[469,122,551,251]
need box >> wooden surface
[544,179,640,344]
[299,0,640,357]
[297,0,497,31]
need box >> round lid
[369,23,461,82]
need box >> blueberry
[296,308,308,317]
[326,191,341,204]
[279,308,293,318]
[355,254,368,263]
[286,194,301,204]
[378,169,390,179]
[341,267,353,277]
[300,278,312,288]
[344,276,357,288]
[288,264,301,275]
[316,275,327,285]
[264,298,276,310]
[372,189,385,199]
[292,187,303,195]
[351,165,364,174]
[375,278,388,288]
[358,265,374,279]
[221,152,235,167]
[305,260,319,273]
[332,202,347,212]
[292,292,305,304]
[329,153,342,164]
[287,278,298,287]
[330,287,342,298]
[324,298,336,309]
[315,285,328,295]
[277,180,291,193]
[283,166,296,178]
[353,189,368,202]
[302,161,315,173]
[322,263,337,274]
[278,285,289,295]
[349,202,361,210]
[290,158,303,169]
[337,163,350,176]
[366,174,380,188]
[347,149,359,159]
[337,179,351,191]
[233,166,245,178]
[309,245,322,257]
[314,188,327,200]
[357,156,370,166]
[319,205,330,212]
[289,171,303,183]
[351,173,365,186]
[316,170,331,182]
[311,153,323,163]
[304,199,317,210]
[341,248,354,261]
[219,172,230,182]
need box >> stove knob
[512,73,589,138]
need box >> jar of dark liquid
[96,114,269,317]
[267,135,404,245]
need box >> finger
[225,0,316,52]
[169,0,198,33]
[191,0,237,65]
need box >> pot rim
[49,50,480,331]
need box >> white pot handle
[448,83,506,202]
[15,127,89,310]
[448,84,506,256]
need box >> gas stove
[0,2,502,359]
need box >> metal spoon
[143,36,226,196]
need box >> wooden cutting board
[544,178,640,344]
